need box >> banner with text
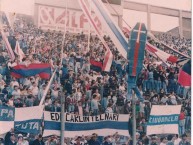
[147,105,181,135]
[38,5,111,34]
[43,111,130,137]
[0,106,43,135]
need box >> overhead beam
[123,1,191,18]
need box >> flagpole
[60,0,68,144]
[60,0,68,66]
[39,70,57,105]
[87,0,91,52]
[132,93,136,145]
[60,88,65,145]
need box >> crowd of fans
[155,33,191,57]
[147,33,191,58]
[0,13,191,145]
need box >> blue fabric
[14,119,41,134]
[0,106,15,121]
[128,23,147,76]
[11,67,51,78]
[92,0,128,52]
[62,67,68,78]
[127,76,144,102]
[44,120,129,131]
[148,114,179,126]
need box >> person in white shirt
[75,101,83,116]
[170,95,177,105]
[174,134,181,145]
[119,83,126,92]
[51,87,59,100]
[75,88,82,101]
[0,74,5,90]
[23,77,31,87]
[161,95,168,104]
[105,103,113,114]
[30,82,39,96]
[16,134,29,145]
[12,86,21,99]
[160,137,167,145]
[70,136,86,145]
[10,78,19,88]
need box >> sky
[0,0,191,32]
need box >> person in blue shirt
[87,133,100,145]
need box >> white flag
[14,41,25,62]
[147,105,181,135]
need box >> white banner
[43,111,130,137]
[147,105,181,135]
[0,105,43,135]
[38,5,109,34]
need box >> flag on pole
[161,42,190,59]
[146,42,178,63]
[146,105,181,135]
[5,12,16,30]
[11,63,51,79]
[128,23,147,76]
[39,70,56,105]
[1,30,15,61]
[43,112,130,137]
[90,59,103,72]
[78,0,113,72]
[0,105,43,135]
[91,0,128,59]
[14,41,25,62]
[178,60,191,87]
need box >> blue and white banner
[91,0,128,59]
[0,106,43,135]
[147,105,181,135]
[43,111,130,137]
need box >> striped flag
[43,112,130,137]
[90,59,103,72]
[5,12,16,30]
[161,42,190,59]
[91,0,128,59]
[123,26,181,64]
[1,30,15,61]
[11,63,51,79]
[0,105,43,135]
[78,0,113,72]
[147,105,181,135]
[128,23,147,76]
[146,42,178,63]
[178,60,191,87]
[14,41,25,62]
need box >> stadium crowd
[155,33,191,57]
[0,13,191,145]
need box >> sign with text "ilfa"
[38,5,112,34]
